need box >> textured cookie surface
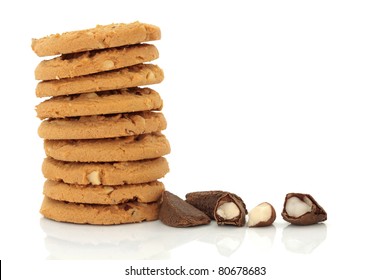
[36,64,164,97]
[44,132,170,162]
[42,157,169,185]
[32,22,160,57]
[43,180,164,204]
[36,87,163,119]
[35,44,159,80]
[40,196,160,225]
[38,112,167,140]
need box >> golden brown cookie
[35,44,159,80]
[44,133,170,162]
[43,180,165,204]
[36,64,164,97]
[36,87,163,119]
[32,21,161,57]
[38,112,167,140]
[42,157,169,185]
[40,196,160,225]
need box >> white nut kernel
[248,202,275,227]
[85,92,99,99]
[102,60,115,70]
[285,196,312,218]
[216,202,240,220]
[103,186,114,194]
[87,171,101,185]
[146,71,155,80]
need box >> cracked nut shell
[281,193,327,225]
[185,191,247,227]
[214,192,247,227]
[159,191,211,227]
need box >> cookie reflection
[282,223,327,254]
[40,218,208,259]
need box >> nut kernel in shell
[216,202,240,220]
[285,197,312,218]
[282,193,327,226]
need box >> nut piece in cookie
[159,191,210,227]
[281,193,327,225]
[87,171,101,185]
[247,202,276,227]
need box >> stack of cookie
[32,22,170,225]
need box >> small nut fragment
[102,59,115,70]
[248,202,276,227]
[82,92,99,99]
[282,193,327,226]
[146,71,155,80]
[103,186,114,194]
[87,170,101,185]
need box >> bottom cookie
[40,196,160,225]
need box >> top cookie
[32,22,161,57]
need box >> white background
[1,0,390,279]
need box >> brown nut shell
[185,191,227,219]
[185,191,248,220]
[159,191,211,227]
[281,193,327,226]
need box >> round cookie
[32,21,161,57]
[43,180,165,204]
[35,44,159,80]
[36,87,163,119]
[38,112,167,140]
[40,196,160,225]
[42,157,169,185]
[44,133,170,162]
[36,64,164,98]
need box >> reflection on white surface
[247,225,276,251]
[282,223,327,254]
[198,225,246,257]
[41,218,328,259]
[40,218,209,260]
